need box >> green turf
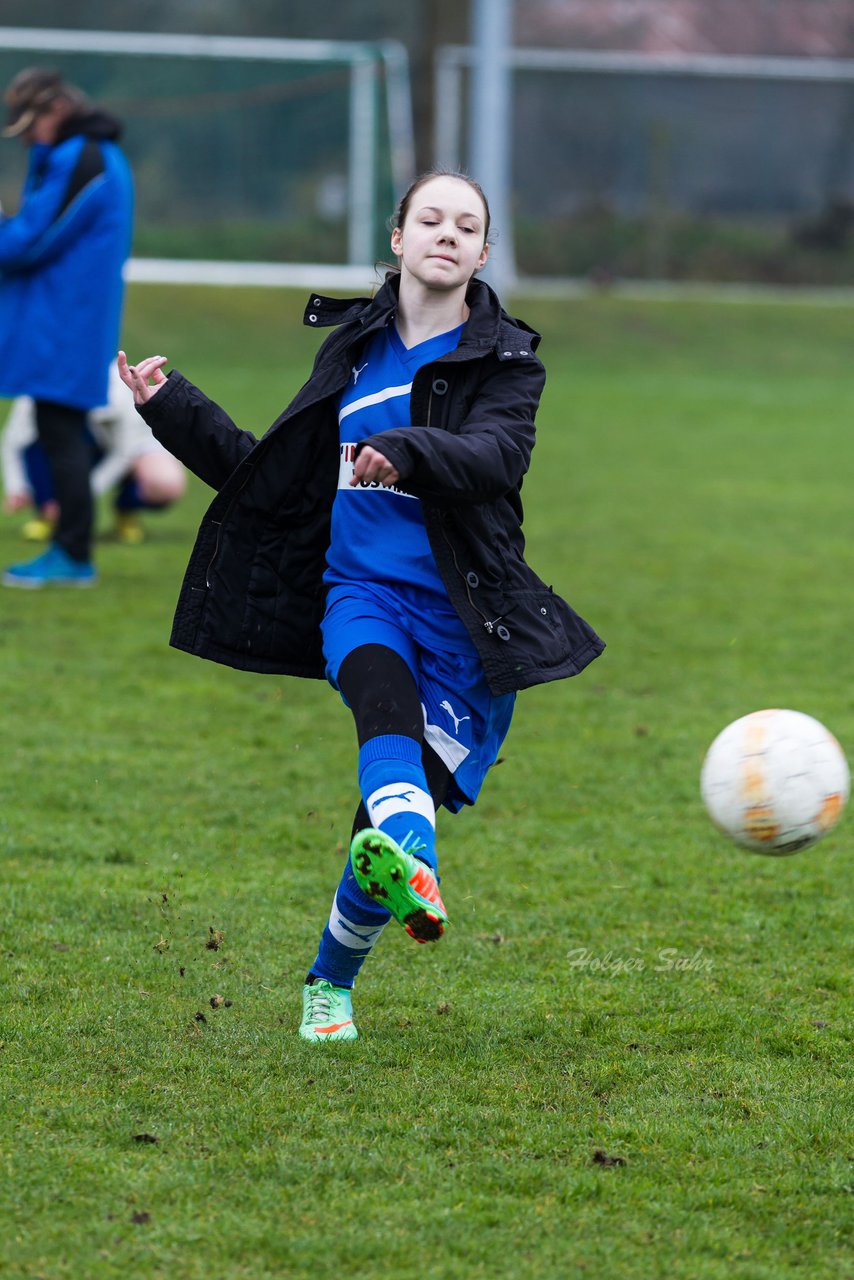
[0,286,851,1279]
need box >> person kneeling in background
[2,364,186,545]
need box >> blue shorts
[321,581,515,813]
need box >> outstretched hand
[117,350,168,405]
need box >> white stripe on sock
[328,896,388,951]
[365,782,435,828]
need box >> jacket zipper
[438,524,505,634]
[423,364,504,637]
[205,465,255,588]
[202,355,350,591]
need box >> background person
[0,66,133,588]
[119,170,604,1044]
[2,365,186,544]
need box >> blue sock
[358,734,437,872]
[308,734,437,988]
[309,859,390,989]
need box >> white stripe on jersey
[338,381,412,424]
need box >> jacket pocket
[496,585,605,676]
[497,588,570,664]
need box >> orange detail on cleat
[314,1021,354,1035]
[408,864,447,914]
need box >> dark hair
[390,168,492,243]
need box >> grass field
[1,286,852,1279]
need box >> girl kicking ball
[119,170,604,1042]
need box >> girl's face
[390,175,489,293]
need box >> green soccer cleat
[349,828,448,944]
[299,979,358,1042]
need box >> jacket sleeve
[357,357,546,508]
[0,141,103,274]
[136,370,257,492]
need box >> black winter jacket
[139,276,604,695]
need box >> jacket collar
[304,275,541,362]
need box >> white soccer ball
[700,709,849,855]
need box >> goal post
[0,26,415,286]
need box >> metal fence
[437,47,854,284]
[3,25,854,286]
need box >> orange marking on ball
[740,718,770,803]
[817,792,843,831]
[742,759,767,801]
[744,803,780,842]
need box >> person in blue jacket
[0,67,133,588]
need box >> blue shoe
[3,546,97,589]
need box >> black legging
[336,643,451,838]
[35,399,93,562]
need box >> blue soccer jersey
[324,321,464,595]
